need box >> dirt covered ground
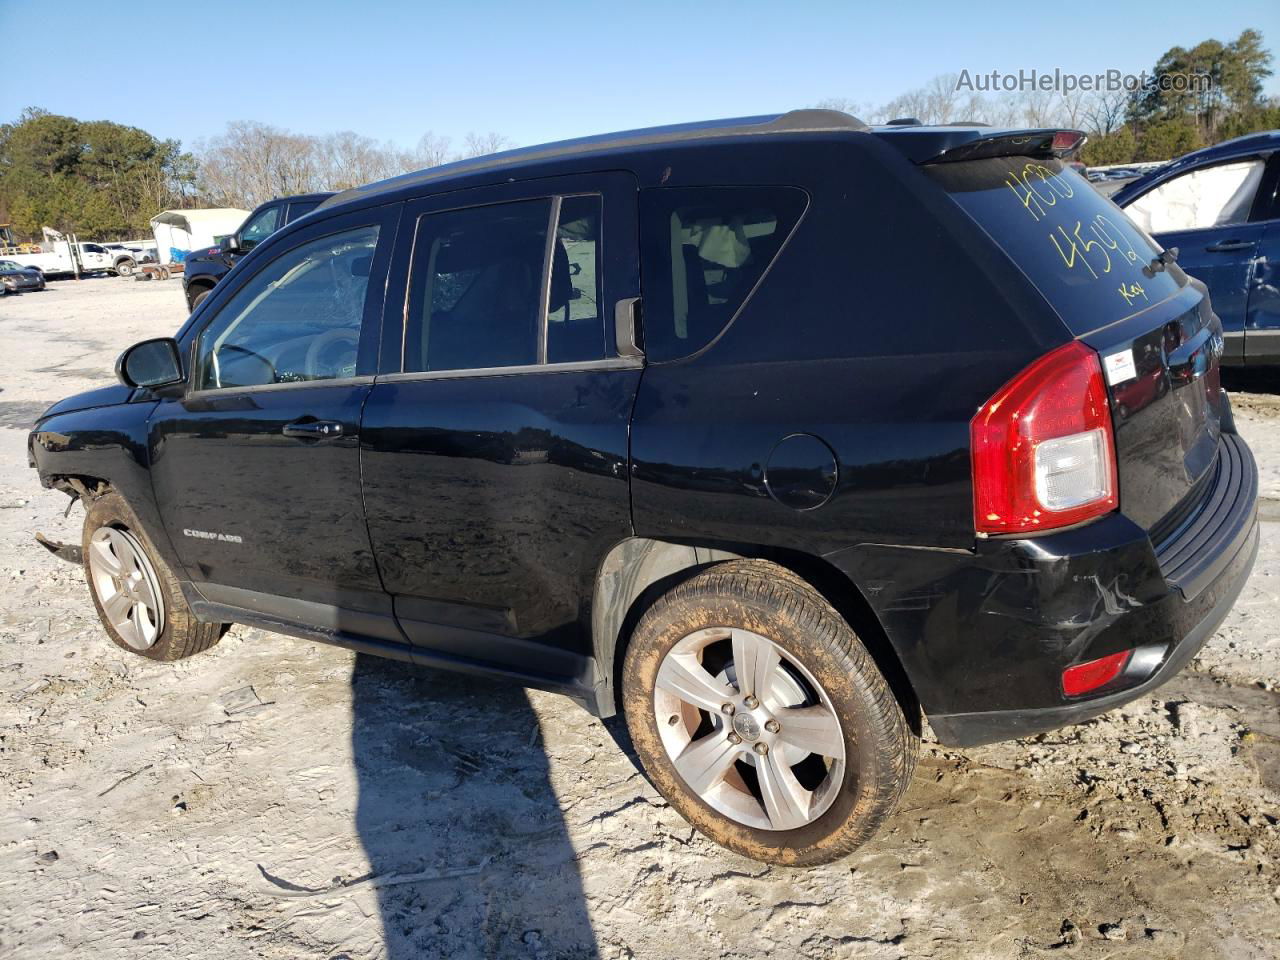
[0,278,1277,959]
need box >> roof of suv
[319,110,870,211]
[263,192,334,208]
[319,111,1084,216]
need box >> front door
[149,204,401,638]
[1244,159,1280,364]
[1124,154,1271,363]
[359,174,642,685]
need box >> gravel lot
[1,278,1278,959]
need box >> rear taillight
[971,341,1118,535]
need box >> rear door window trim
[394,191,615,377]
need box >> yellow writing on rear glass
[1118,281,1148,307]
[1006,159,1149,307]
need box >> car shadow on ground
[349,654,597,959]
[1222,367,1280,395]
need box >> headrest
[547,240,573,313]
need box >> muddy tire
[82,491,225,661]
[190,287,212,312]
[115,258,136,277]
[622,560,917,866]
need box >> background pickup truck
[181,192,331,311]
[1,240,118,277]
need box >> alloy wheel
[87,527,165,650]
[653,626,846,831]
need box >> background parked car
[0,258,47,293]
[1114,131,1280,366]
[181,193,331,311]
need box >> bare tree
[1057,89,1093,130]
[195,121,517,205]
[461,132,514,159]
[1082,88,1131,135]
[813,97,873,121]
[316,131,404,190]
[409,132,453,170]
[196,121,322,208]
[878,87,933,124]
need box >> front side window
[1126,158,1266,234]
[239,205,282,250]
[404,200,550,373]
[639,186,808,362]
[195,224,378,390]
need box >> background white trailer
[149,208,249,265]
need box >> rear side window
[927,157,1180,334]
[639,186,807,361]
[286,200,323,224]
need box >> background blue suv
[1114,131,1280,366]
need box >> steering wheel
[304,328,360,380]
[212,344,277,388]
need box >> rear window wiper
[1142,246,1179,278]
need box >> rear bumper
[928,518,1257,746]
[830,432,1259,748]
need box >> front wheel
[622,560,917,865]
[115,258,136,277]
[83,491,226,661]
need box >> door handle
[1205,240,1254,252]
[283,419,344,439]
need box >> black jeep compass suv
[28,111,1258,865]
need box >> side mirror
[116,338,184,390]
[219,235,240,254]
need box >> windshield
[926,156,1182,334]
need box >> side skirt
[181,582,607,714]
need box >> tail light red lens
[1062,649,1131,697]
[971,341,1118,535]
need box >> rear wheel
[83,491,226,661]
[622,560,917,865]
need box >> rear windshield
[926,156,1181,334]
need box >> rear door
[1121,155,1272,363]
[928,156,1225,535]
[360,173,642,681]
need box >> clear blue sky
[2,0,1277,150]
